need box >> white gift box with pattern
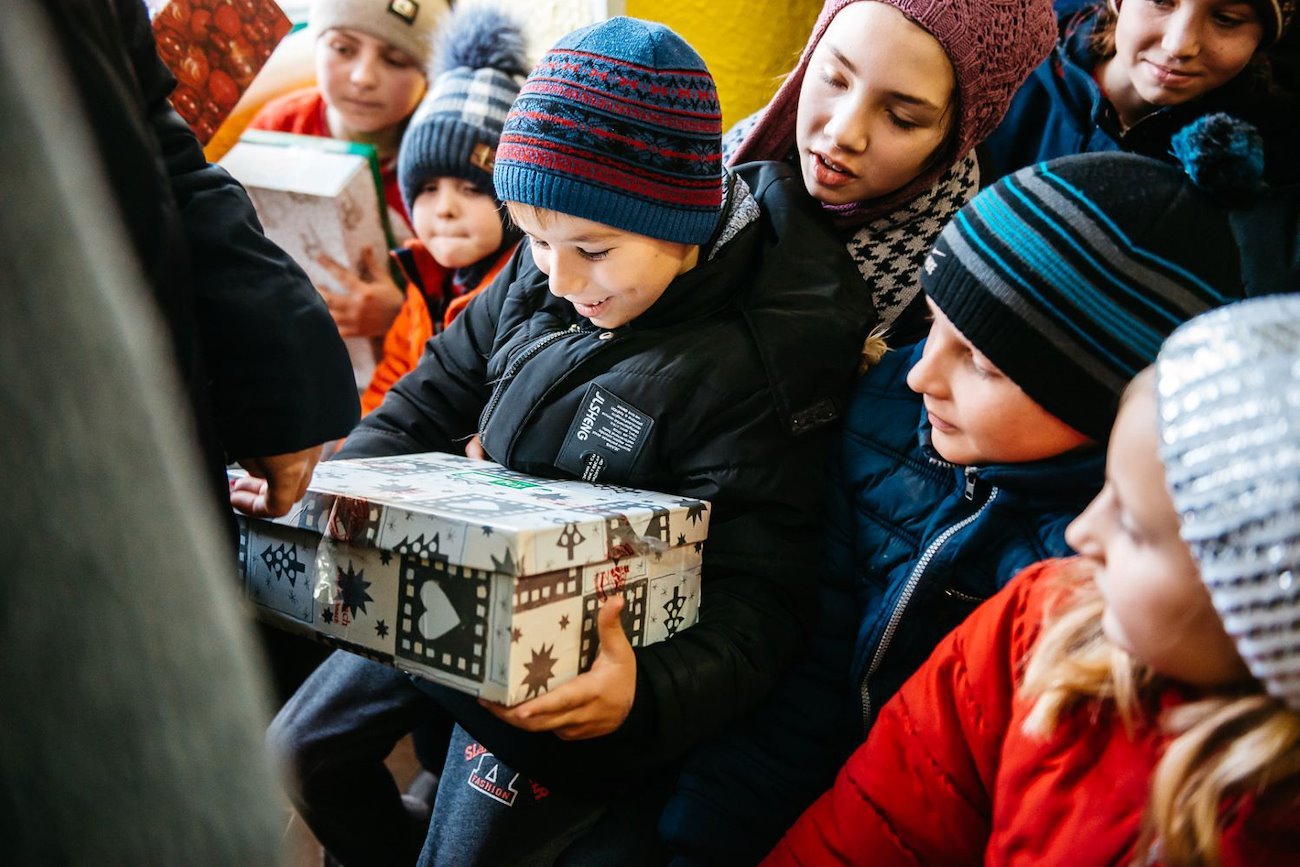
[234,453,706,704]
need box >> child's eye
[578,248,610,261]
[329,41,354,57]
[459,182,487,197]
[383,51,417,69]
[1212,10,1250,25]
[528,236,550,250]
[819,68,848,91]
[887,112,920,131]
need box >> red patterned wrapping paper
[152,0,292,144]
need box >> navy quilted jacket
[661,342,1106,865]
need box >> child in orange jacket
[765,294,1300,864]
[361,6,527,415]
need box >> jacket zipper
[859,467,1000,730]
[478,324,585,437]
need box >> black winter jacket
[44,0,358,528]
[338,162,874,792]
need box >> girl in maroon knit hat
[726,0,1058,342]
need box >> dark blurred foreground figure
[39,0,359,527]
[0,1,291,863]
[29,0,360,698]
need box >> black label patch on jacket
[556,384,653,483]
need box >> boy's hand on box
[316,249,404,338]
[479,595,636,740]
[230,446,323,517]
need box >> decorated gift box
[219,130,395,388]
[235,453,707,705]
[151,0,293,145]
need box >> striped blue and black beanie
[397,6,529,210]
[920,148,1245,442]
[493,17,724,246]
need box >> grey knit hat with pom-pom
[397,6,529,209]
[1158,294,1300,711]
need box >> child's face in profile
[1102,0,1263,125]
[316,27,427,135]
[906,297,1091,465]
[411,178,504,269]
[795,1,955,206]
[1065,377,1250,687]
[508,206,699,330]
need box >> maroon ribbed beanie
[732,0,1057,223]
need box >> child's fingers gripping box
[234,454,706,705]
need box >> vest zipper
[859,479,1000,730]
[478,324,585,438]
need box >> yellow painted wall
[468,0,823,129]
[204,0,823,160]
[626,0,821,128]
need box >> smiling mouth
[572,297,611,317]
[813,150,856,176]
[927,410,958,434]
[1144,60,1199,83]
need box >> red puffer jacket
[763,558,1300,866]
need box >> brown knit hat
[309,0,449,69]
[731,0,1057,220]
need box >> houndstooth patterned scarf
[846,151,979,331]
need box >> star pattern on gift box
[375,619,389,639]
[376,481,421,495]
[694,542,703,554]
[559,614,570,631]
[521,643,558,699]
[511,627,523,644]
[322,608,334,624]
[677,534,687,546]
[379,551,393,566]
[481,526,494,537]
[675,499,708,526]
[336,562,373,618]
[491,548,518,577]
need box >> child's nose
[1161,11,1202,58]
[547,255,585,297]
[825,100,869,153]
[350,53,380,87]
[434,192,458,218]
[905,341,946,397]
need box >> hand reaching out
[229,446,323,517]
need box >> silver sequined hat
[1157,295,1300,711]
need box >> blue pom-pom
[433,6,529,78]
[1169,113,1265,197]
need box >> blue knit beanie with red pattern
[493,17,724,245]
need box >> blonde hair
[1020,563,1300,865]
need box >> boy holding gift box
[255,16,871,866]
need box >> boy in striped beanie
[269,16,873,867]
